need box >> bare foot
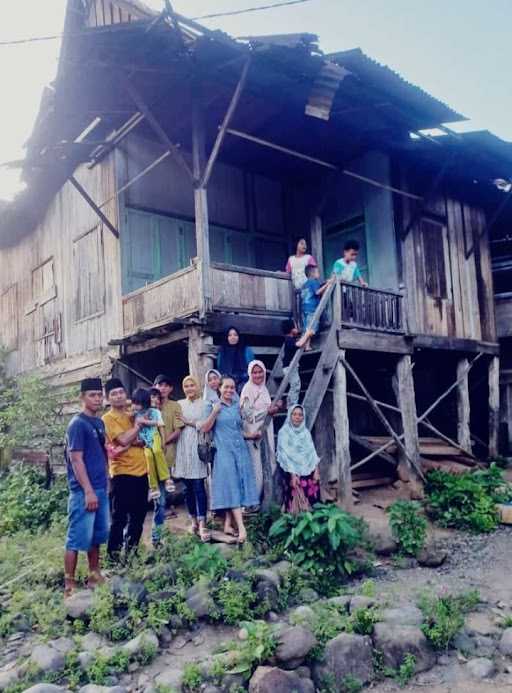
[64,575,77,597]
[237,527,247,544]
[87,570,106,590]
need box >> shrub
[212,579,261,625]
[269,504,371,594]
[341,675,363,693]
[215,620,276,678]
[425,464,512,532]
[419,590,480,650]
[348,606,379,636]
[182,663,203,692]
[395,653,416,687]
[387,500,427,556]
[0,468,67,535]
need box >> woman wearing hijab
[216,327,255,393]
[203,368,221,405]
[202,376,260,543]
[240,360,281,501]
[175,376,210,542]
[277,404,320,512]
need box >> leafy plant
[292,601,349,660]
[87,650,130,685]
[359,579,376,598]
[348,606,379,636]
[215,620,276,678]
[341,675,363,693]
[269,504,371,594]
[425,465,512,532]
[387,500,427,556]
[395,653,416,687]
[182,663,204,692]
[181,543,228,582]
[419,590,480,650]
[212,579,260,625]
[499,614,512,629]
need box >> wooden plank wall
[87,0,150,27]
[210,264,292,314]
[0,154,122,379]
[496,299,512,338]
[122,265,201,335]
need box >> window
[32,258,56,306]
[73,225,105,320]
[0,284,18,350]
[421,218,447,299]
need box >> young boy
[131,387,173,501]
[281,319,301,407]
[296,265,331,350]
[332,239,368,286]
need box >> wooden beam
[456,357,472,454]
[225,128,423,200]
[489,355,500,457]
[200,58,251,189]
[339,353,425,480]
[393,354,422,491]
[412,335,500,355]
[302,320,340,428]
[349,432,398,467]
[187,326,215,385]
[338,330,412,354]
[192,97,212,317]
[122,78,194,182]
[68,175,119,238]
[115,359,152,385]
[333,354,352,509]
[310,215,324,279]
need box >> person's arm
[114,421,143,447]
[354,266,367,287]
[316,281,331,296]
[201,402,222,433]
[285,257,292,273]
[69,450,98,511]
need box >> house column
[456,357,472,453]
[192,98,212,317]
[187,326,215,385]
[489,355,500,457]
[393,354,422,496]
[310,215,324,279]
[333,352,352,508]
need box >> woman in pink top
[285,238,318,290]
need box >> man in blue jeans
[64,378,109,596]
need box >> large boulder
[110,577,147,605]
[312,633,374,690]
[49,638,75,655]
[417,544,448,567]
[24,686,68,693]
[465,612,499,637]
[186,580,214,619]
[349,596,375,613]
[275,626,317,664]
[289,606,315,624]
[499,628,512,656]
[0,662,19,691]
[379,605,424,627]
[122,630,159,657]
[249,666,310,693]
[154,668,184,690]
[254,569,281,590]
[255,580,279,612]
[80,633,106,652]
[372,624,435,673]
[29,644,66,674]
[465,657,496,679]
[64,590,95,620]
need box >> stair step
[351,476,394,489]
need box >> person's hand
[313,467,320,482]
[252,431,262,440]
[138,416,155,426]
[291,474,299,489]
[85,489,99,512]
[212,403,222,416]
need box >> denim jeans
[152,481,167,544]
[66,487,110,551]
[184,478,207,520]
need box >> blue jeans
[302,309,319,335]
[66,487,110,551]
[184,478,207,520]
[152,481,167,544]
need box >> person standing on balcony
[216,327,255,394]
[332,239,368,286]
[285,237,317,290]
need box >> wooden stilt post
[393,354,422,495]
[489,355,500,457]
[310,215,324,279]
[192,96,212,317]
[187,326,215,385]
[333,351,353,509]
[456,357,472,454]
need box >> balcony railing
[338,281,405,334]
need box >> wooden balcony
[338,282,405,334]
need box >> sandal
[199,527,211,543]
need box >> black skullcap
[104,378,125,396]
[80,377,103,393]
[154,374,173,386]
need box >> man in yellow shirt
[103,378,149,561]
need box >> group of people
[63,237,367,595]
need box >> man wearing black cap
[64,378,109,596]
[103,378,149,560]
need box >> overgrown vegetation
[387,500,427,556]
[213,620,277,680]
[418,590,480,650]
[269,504,372,595]
[425,464,512,532]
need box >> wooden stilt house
[0,0,507,500]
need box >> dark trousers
[184,478,207,520]
[108,474,149,558]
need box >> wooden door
[418,217,454,335]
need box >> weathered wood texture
[87,0,151,27]
[392,354,422,488]
[122,265,201,335]
[489,355,500,457]
[495,298,512,338]
[456,357,472,453]
[333,354,353,508]
[210,264,292,314]
[187,326,215,385]
[0,155,122,379]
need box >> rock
[203,687,222,693]
[296,588,318,604]
[49,637,75,655]
[313,633,374,690]
[224,569,248,583]
[289,606,315,624]
[326,595,351,611]
[349,596,375,613]
[453,630,477,655]
[186,580,214,619]
[254,569,281,589]
[214,543,236,559]
[267,612,280,623]
[255,580,279,611]
[371,528,398,555]
[24,686,67,693]
[79,687,127,693]
[0,662,19,691]
[299,680,314,693]
[64,590,94,619]
[275,626,317,663]
[295,666,311,679]
[78,652,95,669]
[221,672,246,690]
[160,627,173,645]
[417,544,448,567]
[380,605,423,626]
[154,668,184,689]
[81,632,106,652]
[249,666,310,693]
[499,628,512,656]
[372,624,435,673]
[30,644,66,673]
[465,612,499,637]
[473,635,496,657]
[273,561,293,578]
[111,576,147,604]
[122,630,159,656]
[465,657,496,679]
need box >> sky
[0,0,510,200]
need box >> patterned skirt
[283,470,320,513]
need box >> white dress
[174,398,207,479]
